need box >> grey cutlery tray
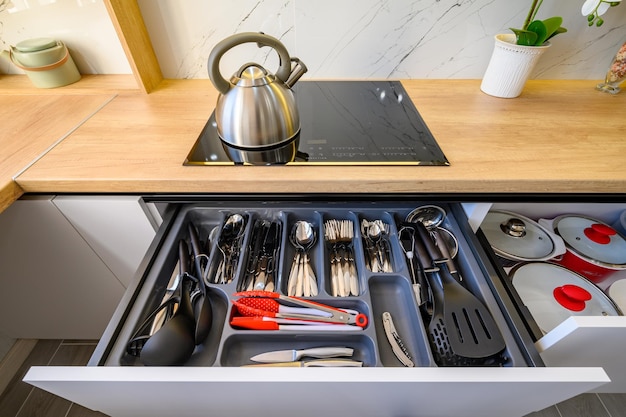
[98,200,527,368]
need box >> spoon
[296,221,317,297]
[217,214,245,283]
[406,205,446,229]
[289,221,317,297]
[224,213,245,235]
[367,221,384,271]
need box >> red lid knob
[584,223,617,245]
[553,285,592,312]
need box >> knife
[243,359,362,367]
[250,347,354,363]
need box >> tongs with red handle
[231,291,368,328]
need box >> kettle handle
[208,32,292,95]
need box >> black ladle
[188,224,213,344]
[140,241,196,366]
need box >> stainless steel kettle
[208,32,307,149]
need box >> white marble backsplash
[1,0,625,80]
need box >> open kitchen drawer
[24,198,608,417]
[471,201,626,394]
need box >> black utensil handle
[415,222,446,266]
[179,239,191,276]
[188,224,208,287]
[432,229,457,276]
[188,224,204,259]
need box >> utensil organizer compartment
[100,200,526,368]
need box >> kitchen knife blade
[250,347,354,363]
[243,359,362,367]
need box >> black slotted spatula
[415,223,506,359]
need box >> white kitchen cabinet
[52,195,159,287]
[0,196,126,339]
[22,198,614,417]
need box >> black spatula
[415,223,506,359]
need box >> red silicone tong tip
[235,297,281,313]
[233,290,280,298]
[232,301,277,318]
[230,317,279,330]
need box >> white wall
[0,0,130,74]
[1,0,625,80]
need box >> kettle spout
[285,57,307,88]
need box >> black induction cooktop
[184,80,449,166]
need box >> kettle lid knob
[238,64,268,80]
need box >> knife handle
[299,347,354,359]
[243,359,363,367]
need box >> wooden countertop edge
[0,182,24,214]
[5,77,626,208]
[15,177,626,195]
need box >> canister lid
[553,215,626,266]
[482,210,556,261]
[511,262,621,334]
[14,38,57,53]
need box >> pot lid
[482,210,555,261]
[511,262,621,334]
[553,215,626,267]
[15,37,57,53]
[609,279,626,313]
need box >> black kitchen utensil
[139,240,199,365]
[139,272,196,366]
[188,226,213,345]
[415,223,506,360]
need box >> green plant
[510,0,622,46]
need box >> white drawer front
[24,366,608,417]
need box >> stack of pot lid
[481,210,565,264]
[511,262,622,334]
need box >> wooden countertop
[4,77,626,209]
[0,93,116,212]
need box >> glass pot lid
[553,214,626,267]
[482,210,556,261]
[511,262,622,334]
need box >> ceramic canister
[8,38,81,88]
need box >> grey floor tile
[67,403,109,417]
[15,387,72,417]
[0,339,61,417]
[556,393,609,417]
[524,404,561,417]
[598,393,626,417]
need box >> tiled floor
[1,339,625,417]
[0,339,106,417]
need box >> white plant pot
[480,34,550,98]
